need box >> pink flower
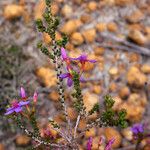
[86,137,93,150]
[20,87,26,99]
[33,91,38,103]
[105,138,115,150]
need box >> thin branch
[74,115,81,138]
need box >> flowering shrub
[2,0,129,149]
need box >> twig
[100,32,150,56]
[74,115,81,138]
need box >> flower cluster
[86,136,115,150]
[5,87,38,116]
[60,47,96,87]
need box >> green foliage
[57,34,68,47]
[72,71,85,115]
[104,95,115,109]
[101,95,127,128]
[88,103,99,115]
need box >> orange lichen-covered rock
[96,22,107,32]
[107,22,118,32]
[127,66,147,88]
[4,4,24,20]
[61,4,73,18]
[82,28,96,43]
[141,64,150,74]
[83,92,99,112]
[85,128,96,138]
[61,19,82,35]
[119,86,130,99]
[36,67,57,87]
[34,0,46,19]
[105,128,122,148]
[71,32,84,46]
[15,135,31,146]
[128,29,147,45]
[87,1,97,11]
[119,102,145,122]
[126,9,144,23]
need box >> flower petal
[19,100,30,106]
[59,73,70,79]
[33,91,38,103]
[80,76,86,82]
[105,138,115,150]
[14,107,22,113]
[20,87,26,98]
[61,47,67,60]
[86,137,93,150]
[67,78,73,87]
[88,59,97,63]
[4,109,15,115]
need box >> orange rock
[109,67,118,76]
[107,22,118,32]
[34,0,46,19]
[128,29,147,45]
[80,14,92,23]
[94,47,105,55]
[61,4,73,18]
[112,96,122,111]
[127,66,147,88]
[83,92,99,112]
[120,102,145,122]
[85,128,96,138]
[109,82,117,92]
[61,19,82,35]
[87,1,97,11]
[141,64,150,74]
[82,28,96,43]
[115,0,135,6]
[65,43,74,50]
[122,127,133,141]
[119,86,130,99]
[51,3,59,15]
[0,144,5,150]
[15,135,31,146]
[128,93,147,107]
[96,23,107,32]
[71,32,84,46]
[105,128,122,148]
[126,9,144,23]
[36,67,57,87]
[49,91,59,102]
[129,53,140,62]
[92,85,102,94]
[4,4,24,20]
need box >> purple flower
[105,138,115,150]
[131,123,144,135]
[20,87,26,99]
[72,54,96,64]
[59,72,85,87]
[5,100,30,115]
[72,54,96,70]
[86,137,93,150]
[59,73,73,87]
